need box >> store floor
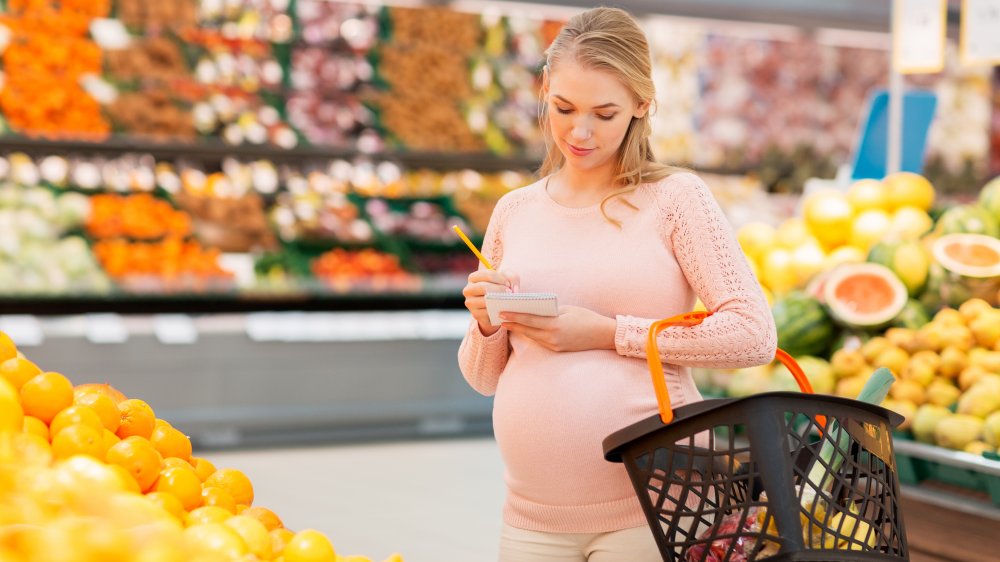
[208,437,507,562]
[209,437,1000,562]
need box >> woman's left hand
[500,305,617,352]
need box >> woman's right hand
[462,269,519,336]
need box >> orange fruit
[163,456,198,474]
[117,399,156,439]
[0,331,16,362]
[186,505,233,526]
[107,463,140,493]
[191,456,217,482]
[283,529,336,562]
[20,372,73,424]
[243,506,283,531]
[51,423,104,460]
[201,486,237,513]
[183,523,248,559]
[0,393,23,433]
[75,382,127,404]
[225,515,272,560]
[50,405,104,437]
[146,491,186,522]
[204,468,254,506]
[150,424,192,462]
[235,504,249,514]
[105,435,164,492]
[154,418,172,430]
[271,528,295,557]
[102,429,121,456]
[153,466,204,511]
[73,388,121,433]
[0,357,42,390]
[3,431,53,467]
[23,415,49,440]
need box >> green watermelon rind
[822,263,909,330]
[977,176,1000,225]
[771,291,836,358]
[934,204,1000,238]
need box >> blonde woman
[458,7,776,561]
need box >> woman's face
[545,58,648,174]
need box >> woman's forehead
[548,61,632,106]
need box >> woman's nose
[571,121,591,141]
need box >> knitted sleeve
[456,189,523,396]
[614,173,777,368]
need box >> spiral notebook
[485,292,559,327]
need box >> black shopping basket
[603,312,908,562]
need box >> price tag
[893,0,947,74]
[218,253,257,288]
[0,315,43,347]
[85,314,129,344]
[153,315,198,345]
[961,0,1000,65]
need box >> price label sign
[893,0,947,74]
[0,315,43,347]
[961,0,1000,65]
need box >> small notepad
[485,292,559,327]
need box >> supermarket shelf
[12,310,491,449]
[0,291,466,315]
[901,484,1000,522]
[0,135,542,172]
[894,439,1000,477]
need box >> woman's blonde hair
[539,7,686,224]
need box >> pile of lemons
[738,172,935,297]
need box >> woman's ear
[634,99,650,119]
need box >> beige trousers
[498,523,662,562]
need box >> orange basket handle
[647,311,821,425]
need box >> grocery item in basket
[684,506,770,562]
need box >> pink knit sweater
[457,172,777,534]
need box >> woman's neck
[550,164,617,205]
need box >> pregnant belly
[492,352,663,506]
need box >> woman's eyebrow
[553,94,620,109]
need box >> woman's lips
[567,143,595,157]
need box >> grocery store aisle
[207,437,507,562]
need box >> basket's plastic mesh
[786,411,905,557]
[624,405,906,562]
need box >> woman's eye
[555,107,572,114]
[597,113,616,121]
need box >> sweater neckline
[540,175,606,215]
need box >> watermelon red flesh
[943,242,999,269]
[833,273,897,315]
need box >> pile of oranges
[0,331,404,562]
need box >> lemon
[883,171,935,211]
[890,206,933,240]
[775,218,811,249]
[803,189,854,248]
[825,245,866,269]
[736,221,777,263]
[847,178,889,212]
[760,248,798,294]
[849,210,893,251]
[791,243,826,286]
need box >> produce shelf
[894,437,1000,512]
[0,135,542,172]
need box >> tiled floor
[207,437,507,562]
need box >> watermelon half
[822,263,908,329]
[931,233,1000,306]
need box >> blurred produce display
[0,150,528,297]
[0,0,111,139]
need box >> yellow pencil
[452,225,494,270]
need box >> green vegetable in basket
[806,367,895,493]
